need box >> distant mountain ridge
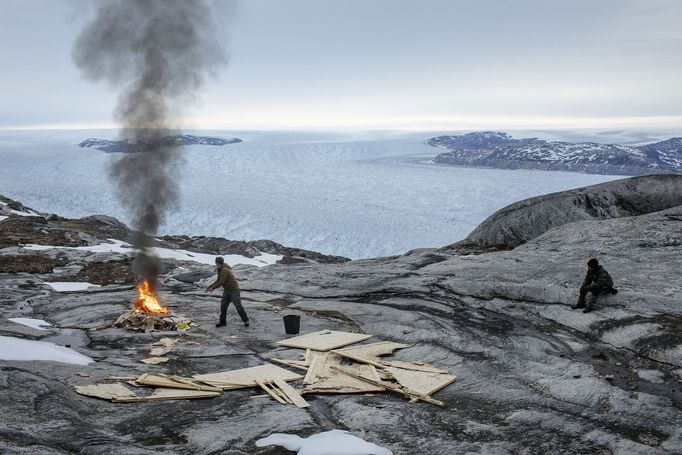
[78,134,241,153]
[427,131,682,175]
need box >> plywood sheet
[140,357,169,365]
[277,330,372,351]
[301,352,384,395]
[385,367,456,397]
[135,374,221,392]
[273,377,310,408]
[74,383,136,401]
[113,388,220,402]
[193,363,302,389]
[382,360,448,374]
[337,341,412,359]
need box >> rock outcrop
[1,176,680,454]
[453,174,682,249]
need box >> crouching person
[573,258,617,313]
[205,256,250,328]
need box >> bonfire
[114,279,191,332]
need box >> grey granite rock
[1,176,680,454]
[455,174,682,249]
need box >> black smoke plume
[72,0,228,285]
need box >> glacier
[0,129,620,258]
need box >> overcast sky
[1,0,682,130]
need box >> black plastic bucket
[283,315,301,334]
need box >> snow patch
[255,430,392,455]
[0,216,7,222]
[8,318,54,331]
[0,335,94,365]
[46,282,101,292]
[23,239,282,267]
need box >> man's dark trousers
[220,289,249,324]
[578,286,608,310]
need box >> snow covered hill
[428,131,682,175]
[79,134,241,153]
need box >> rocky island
[1,175,681,454]
[428,132,682,175]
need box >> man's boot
[572,298,586,310]
[215,321,226,327]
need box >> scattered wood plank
[140,357,169,365]
[193,363,303,390]
[270,358,309,371]
[255,378,288,404]
[330,349,388,369]
[382,360,449,374]
[330,366,445,408]
[135,374,220,392]
[384,367,456,403]
[150,346,171,357]
[74,383,136,401]
[112,388,220,402]
[277,330,372,351]
[273,377,310,408]
[337,341,413,359]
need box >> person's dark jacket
[208,264,239,291]
[582,265,613,291]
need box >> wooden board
[135,374,220,392]
[270,358,309,371]
[113,388,220,402]
[382,360,448,374]
[140,357,169,365]
[385,367,456,397]
[300,352,384,395]
[337,341,412,359]
[193,363,303,390]
[330,365,445,408]
[74,383,136,401]
[150,346,171,357]
[276,330,372,351]
[273,377,310,408]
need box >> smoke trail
[72,0,228,283]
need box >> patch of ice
[23,239,281,267]
[0,335,94,365]
[46,282,101,292]
[8,318,54,331]
[255,430,392,455]
[0,215,7,222]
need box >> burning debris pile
[114,279,191,332]
[74,330,456,407]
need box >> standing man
[206,256,250,328]
[573,258,617,313]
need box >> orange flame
[133,280,171,316]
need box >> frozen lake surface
[0,129,620,258]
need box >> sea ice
[0,129,620,258]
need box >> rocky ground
[1,175,681,454]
